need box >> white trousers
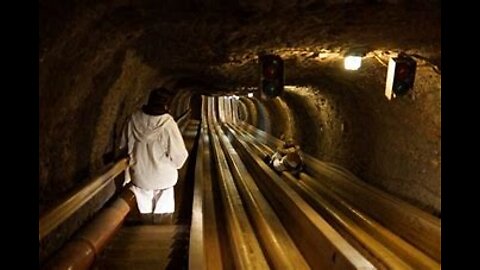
[129,185,175,214]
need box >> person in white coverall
[120,87,188,222]
[264,135,304,177]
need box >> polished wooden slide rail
[226,120,441,269]
[208,110,271,269]
[189,98,223,270]
[40,96,440,269]
[213,123,309,269]
[189,96,375,269]
[188,95,439,269]
[236,121,441,260]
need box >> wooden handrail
[39,158,129,241]
[39,111,192,242]
[176,108,191,123]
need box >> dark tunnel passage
[39,0,440,268]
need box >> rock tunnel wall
[40,0,440,217]
[39,48,165,211]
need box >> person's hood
[130,111,173,143]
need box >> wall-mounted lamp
[344,55,362,70]
[343,47,368,71]
[247,92,254,98]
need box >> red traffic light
[260,54,284,97]
[385,54,416,100]
[264,66,277,77]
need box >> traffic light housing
[260,54,284,97]
[385,54,417,100]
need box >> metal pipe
[42,189,135,270]
[39,158,129,241]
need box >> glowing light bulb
[344,56,362,70]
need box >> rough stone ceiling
[38,0,441,214]
[40,1,440,94]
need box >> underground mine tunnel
[39,0,440,269]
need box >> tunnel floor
[92,120,200,270]
[92,225,189,270]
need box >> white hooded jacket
[120,111,188,190]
